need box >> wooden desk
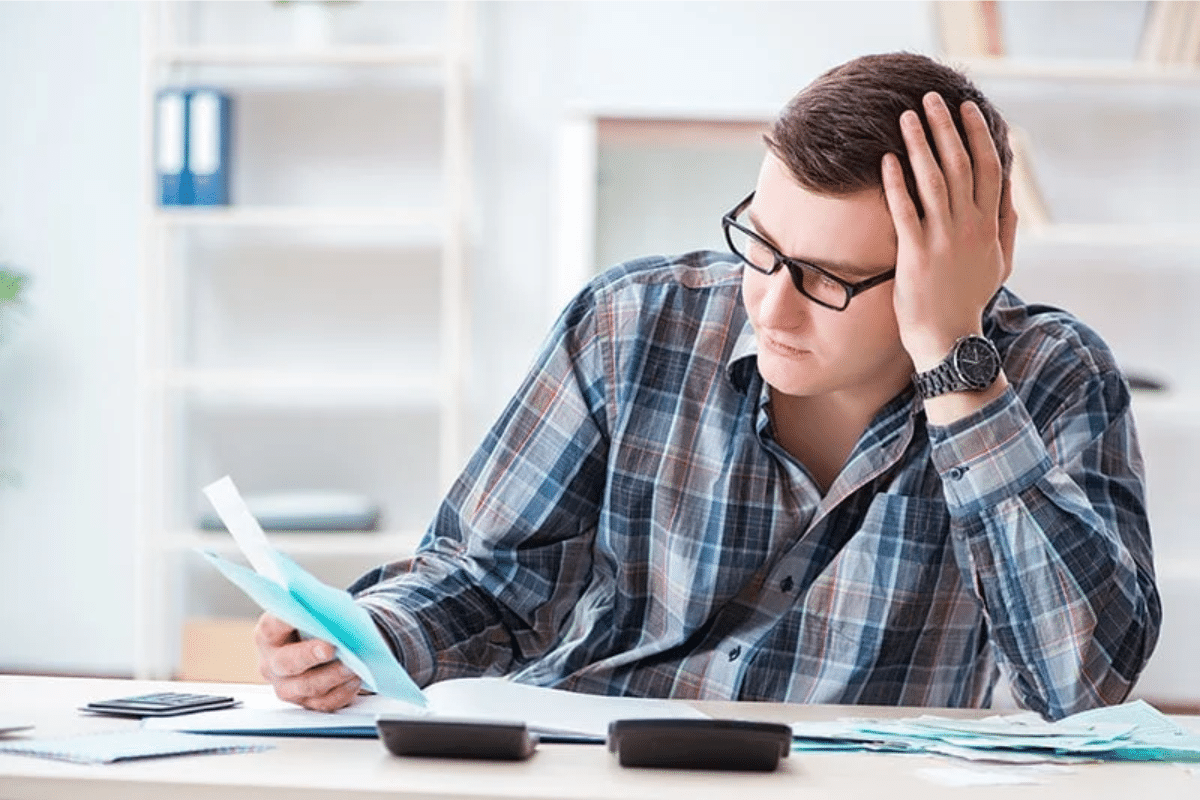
[0,675,1196,800]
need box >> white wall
[0,1,142,674]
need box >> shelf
[134,0,473,682]
[176,529,425,558]
[956,57,1200,85]
[1021,223,1200,249]
[1154,559,1200,582]
[1131,391,1200,426]
[162,369,442,408]
[153,206,443,228]
[155,44,446,67]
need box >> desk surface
[0,675,1196,800]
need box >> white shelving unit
[134,1,473,679]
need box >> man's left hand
[881,91,1018,373]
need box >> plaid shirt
[353,251,1160,720]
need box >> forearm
[354,546,520,687]
[930,387,1160,719]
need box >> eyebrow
[746,208,890,281]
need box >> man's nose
[757,267,809,328]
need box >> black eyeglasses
[721,192,896,311]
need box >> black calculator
[83,691,239,717]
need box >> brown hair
[765,52,1012,216]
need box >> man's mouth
[761,333,809,358]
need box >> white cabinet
[134,0,473,679]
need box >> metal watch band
[911,335,1001,400]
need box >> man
[257,53,1160,720]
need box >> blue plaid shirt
[352,251,1160,720]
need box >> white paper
[0,730,270,764]
[203,476,285,586]
[146,678,708,740]
[421,677,708,737]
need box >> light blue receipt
[198,548,427,707]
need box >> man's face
[741,153,913,402]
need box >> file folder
[154,89,189,205]
[188,89,232,206]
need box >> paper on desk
[199,476,426,706]
[0,730,271,764]
[145,677,708,740]
[789,700,1200,763]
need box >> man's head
[765,52,1011,216]
[737,53,1013,409]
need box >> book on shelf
[1007,126,1051,228]
[154,89,188,206]
[934,0,1005,59]
[153,87,233,206]
[188,89,232,206]
[1138,1,1200,66]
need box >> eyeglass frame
[721,191,897,312]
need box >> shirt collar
[726,318,759,394]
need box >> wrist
[911,333,1002,402]
[905,328,983,373]
[923,373,1009,425]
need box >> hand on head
[882,91,1018,373]
[254,613,362,712]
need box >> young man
[257,53,1160,720]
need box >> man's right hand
[254,612,362,712]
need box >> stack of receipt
[789,700,1200,764]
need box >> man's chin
[758,356,823,398]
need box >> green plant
[0,265,28,488]
[0,267,25,306]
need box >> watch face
[952,336,1001,389]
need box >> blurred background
[0,1,1196,710]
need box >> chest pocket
[794,492,957,653]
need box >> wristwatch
[912,334,1002,399]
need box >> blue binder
[154,89,189,205]
[187,89,232,206]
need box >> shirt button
[780,576,795,593]
[728,646,742,662]
[947,466,967,481]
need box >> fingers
[274,660,362,713]
[882,152,921,242]
[254,612,359,712]
[302,674,363,713]
[902,93,1004,228]
[921,92,975,218]
[255,613,299,648]
[263,636,337,682]
[899,106,950,224]
[960,100,1003,218]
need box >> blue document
[197,476,425,706]
[155,89,189,205]
[198,550,426,706]
[187,89,232,206]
